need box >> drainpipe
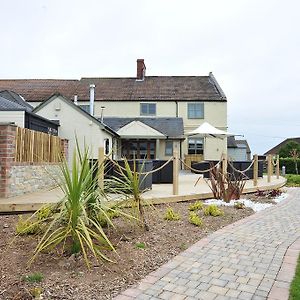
[89,84,95,116]
[175,101,178,117]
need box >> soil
[0,200,255,300]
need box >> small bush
[268,189,282,198]
[189,212,203,226]
[285,174,300,187]
[204,204,224,217]
[16,216,40,235]
[189,201,203,211]
[135,242,146,249]
[164,208,181,221]
[22,272,44,283]
[234,202,245,209]
[29,287,43,298]
[36,205,53,221]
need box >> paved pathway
[115,188,300,300]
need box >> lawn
[289,254,300,300]
[285,174,300,187]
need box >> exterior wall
[34,96,114,162]
[0,123,68,198]
[157,139,181,160]
[29,99,227,161]
[8,164,60,197]
[0,111,25,127]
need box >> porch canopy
[188,122,234,138]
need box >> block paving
[114,188,300,300]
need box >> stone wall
[0,123,68,198]
[8,163,61,197]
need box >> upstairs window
[140,103,156,116]
[188,103,204,119]
[188,138,203,154]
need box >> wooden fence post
[173,149,179,195]
[253,154,258,186]
[267,154,272,183]
[276,154,280,179]
[98,147,104,189]
[222,153,227,177]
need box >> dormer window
[140,103,156,116]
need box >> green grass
[285,174,300,187]
[22,272,44,283]
[289,254,300,300]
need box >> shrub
[164,208,181,221]
[189,212,203,226]
[107,158,150,230]
[234,202,245,209]
[97,207,120,227]
[22,272,44,283]
[268,189,282,198]
[280,158,300,174]
[27,143,116,268]
[16,216,40,235]
[285,174,300,187]
[204,204,224,217]
[189,201,203,211]
[36,204,53,221]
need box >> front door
[121,140,156,160]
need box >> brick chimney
[136,59,146,80]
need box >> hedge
[279,158,300,174]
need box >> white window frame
[140,103,156,116]
[188,138,203,154]
[187,103,204,119]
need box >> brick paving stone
[210,278,228,287]
[195,290,217,300]
[114,189,300,300]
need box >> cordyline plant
[205,163,246,203]
[106,158,151,231]
[26,143,118,268]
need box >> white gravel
[204,193,289,212]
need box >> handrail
[103,156,174,176]
[227,160,255,174]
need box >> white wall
[0,111,25,127]
[34,96,113,163]
[29,99,227,160]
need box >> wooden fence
[15,127,63,163]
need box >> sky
[1,0,299,154]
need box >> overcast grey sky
[1,0,299,154]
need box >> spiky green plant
[189,212,203,226]
[204,204,224,217]
[107,158,150,231]
[189,201,204,211]
[164,207,181,221]
[28,143,116,268]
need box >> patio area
[0,171,286,213]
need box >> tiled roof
[0,80,78,102]
[103,117,184,139]
[0,74,226,102]
[264,138,300,155]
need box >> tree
[278,141,300,158]
[290,149,299,175]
